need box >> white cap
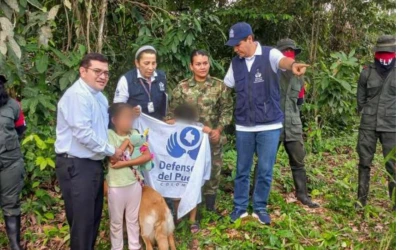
[135,45,157,60]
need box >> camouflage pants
[357,129,396,176]
[203,143,223,196]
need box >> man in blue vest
[224,22,309,225]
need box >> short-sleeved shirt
[224,42,284,132]
[113,69,158,103]
[106,129,138,187]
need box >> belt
[56,153,76,159]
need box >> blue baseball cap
[225,22,253,47]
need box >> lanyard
[139,79,152,101]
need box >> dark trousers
[56,156,104,250]
[357,129,396,174]
[357,129,396,187]
[0,157,24,217]
[280,141,306,169]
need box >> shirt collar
[245,42,262,61]
[79,78,99,94]
[188,75,213,87]
[136,69,158,82]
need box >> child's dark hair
[190,50,209,64]
[108,102,133,131]
[174,103,198,122]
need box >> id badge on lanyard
[140,79,154,113]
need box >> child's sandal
[190,221,200,234]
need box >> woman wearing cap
[114,45,168,120]
[0,74,25,250]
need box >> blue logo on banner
[166,127,201,160]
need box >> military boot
[291,167,319,208]
[4,215,23,250]
[355,165,371,209]
[205,194,217,212]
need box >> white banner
[134,114,211,219]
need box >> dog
[103,182,176,250]
[139,185,176,250]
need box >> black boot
[291,167,319,208]
[205,194,217,212]
[355,165,371,209]
[4,215,22,250]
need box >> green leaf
[35,156,45,166]
[348,49,355,58]
[35,53,49,73]
[193,18,202,32]
[20,0,27,8]
[27,0,42,9]
[22,134,34,145]
[39,97,56,111]
[233,218,241,229]
[46,158,55,168]
[34,134,47,149]
[32,181,40,188]
[269,234,279,246]
[185,33,193,46]
[50,47,74,67]
[59,76,69,91]
[45,138,55,144]
[40,160,47,170]
[78,44,86,56]
[44,212,54,220]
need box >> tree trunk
[97,0,108,53]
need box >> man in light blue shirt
[55,53,123,250]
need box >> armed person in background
[0,74,26,250]
[276,39,319,208]
[356,35,396,210]
[167,50,233,221]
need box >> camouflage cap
[276,38,302,55]
[374,35,396,52]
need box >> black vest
[124,69,167,120]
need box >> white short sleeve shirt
[224,42,285,132]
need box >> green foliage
[302,50,362,152]
[0,0,396,248]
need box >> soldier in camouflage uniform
[276,39,319,208]
[356,35,396,209]
[167,50,233,212]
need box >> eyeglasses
[85,68,110,78]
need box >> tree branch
[97,0,108,53]
[86,0,93,53]
[64,5,72,51]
